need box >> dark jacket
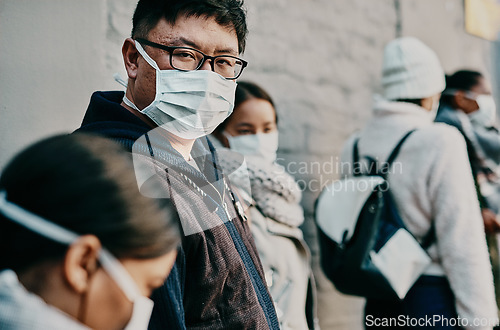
[435,104,483,176]
[435,103,488,208]
[75,91,279,330]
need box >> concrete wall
[0,0,494,329]
[0,1,107,165]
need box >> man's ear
[123,38,139,80]
[63,235,102,294]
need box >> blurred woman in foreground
[0,133,180,330]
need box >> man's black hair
[132,0,248,53]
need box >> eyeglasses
[135,38,247,80]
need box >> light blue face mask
[224,131,279,164]
[122,41,237,140]
[442,89,497,127]
[0,191,154,330]
[469,94,497,127]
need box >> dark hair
[395,99,423,107]
[441,70,483,104]
[214,81,277,133]
[132,0,248,53]
[0,133,180,273]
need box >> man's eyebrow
[216,48,238,56]
[167,37,199,48]
[168,37,238,55]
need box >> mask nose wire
[198,54,216,73]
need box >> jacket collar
[373,100,435,125]
[0,270,89,329]
[80,91,150,130]
[77,91,224,190]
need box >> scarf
[212,139,304,228]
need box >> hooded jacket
[75,91,279,330]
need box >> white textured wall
[242,1,492,329]
[0,1,494,329]
[0,1,105,166]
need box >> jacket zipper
[180,173,232,221]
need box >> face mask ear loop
[122,95,141,112]
[0,191,78,245]
[114,73,128,88]
[134,41,161,71]
[0,191,140,302]
[223,131,237,149]
[77,253,104,326]
[77,279,91,325]
[0,190,97,324]
[98,249,141,302]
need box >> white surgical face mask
[123,41,237,140]
[0,191,153,330]
[224,131,279,163]
[469,94,497,127]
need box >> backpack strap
[353,130,416,178]
[353,129,436,249]
[421,222,436,249]
[379,130,416,179]
[384,129,437,249]
[352,137,361,177]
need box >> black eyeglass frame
[135,38,248,80]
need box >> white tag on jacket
[370,229,431,299]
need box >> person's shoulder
[343,132,359,145]
[91,90,125,101]
[435,107,462,128]
[418,122,463,139]
[412,123,466,151]
[339,132,361,163]
[341,132,360,150]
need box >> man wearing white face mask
[75,1,279,329]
